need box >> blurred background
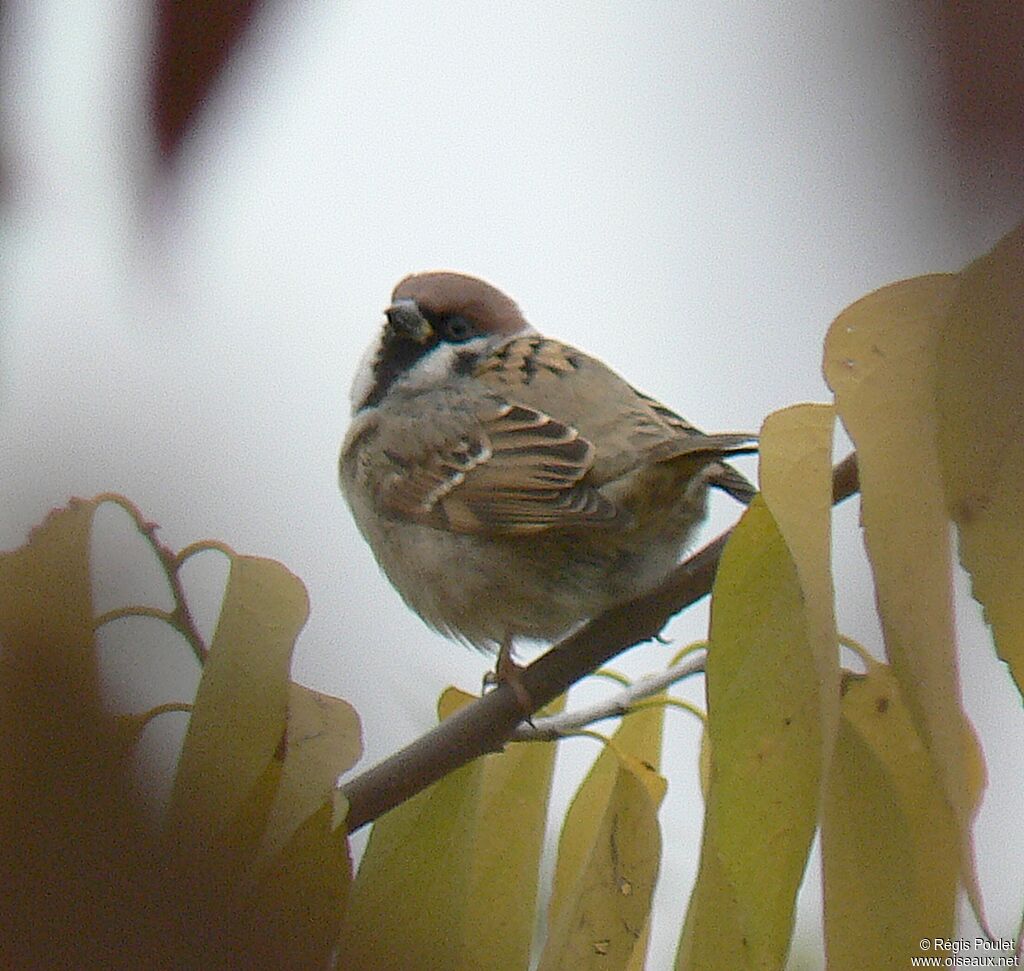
[2,1,1022,965]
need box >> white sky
[2,2,1021,966]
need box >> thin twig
[510,651,706,741]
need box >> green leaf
[165,553,310,851]
[935,222,1024,700]
[677,498,823,971]
[823,275,986,920]
[539,700,666,971]
[338,688,559,971]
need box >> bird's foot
[481,638,534,718]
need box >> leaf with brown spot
[824,274,987,924]
[822,660,983,970]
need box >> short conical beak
[384,299,433,343]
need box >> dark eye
[441,315,477,342]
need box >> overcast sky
[2,2,1022,965]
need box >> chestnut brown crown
[391,271,529,337]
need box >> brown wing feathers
[379,400,618,534]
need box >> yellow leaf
[255,683,362,869]
[676,823,748,969]
[936,222,1024,699]
[822,664,971,970]
[0,499,115,959]
[246,800,353,971]
[555,699,667,905]
[338,689,559,971]
[822,706,915,969]
[677,498,823,971]
[0,496,350,968]
[538,756,663,971]
[338,756,484,970]
[758,403,840,768]
[624,924,653,971]
[542,695,665,971]
[214,751,287,878]
[0,498,178,965]
[165,554,310,850]
[697,726,711,801]
[823,275,985,918]
[438,684,476,720]
[459,699,564,970]
[0,498,103,713]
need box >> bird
[340,271,755,708]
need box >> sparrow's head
[351,272,533,414]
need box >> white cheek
[398,334,492,391]
[417,339,482,382]
[350,329,385,416]
[351,325,538,412]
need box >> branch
[338,452,859,832]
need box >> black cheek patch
[361,333,439,409]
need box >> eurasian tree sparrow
[340,272,755,699]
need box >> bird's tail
[707,460,758,505]
[655,432,759,505]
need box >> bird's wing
[475,337,758,491]
[630,389,758,502]
[371,395,620,535]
